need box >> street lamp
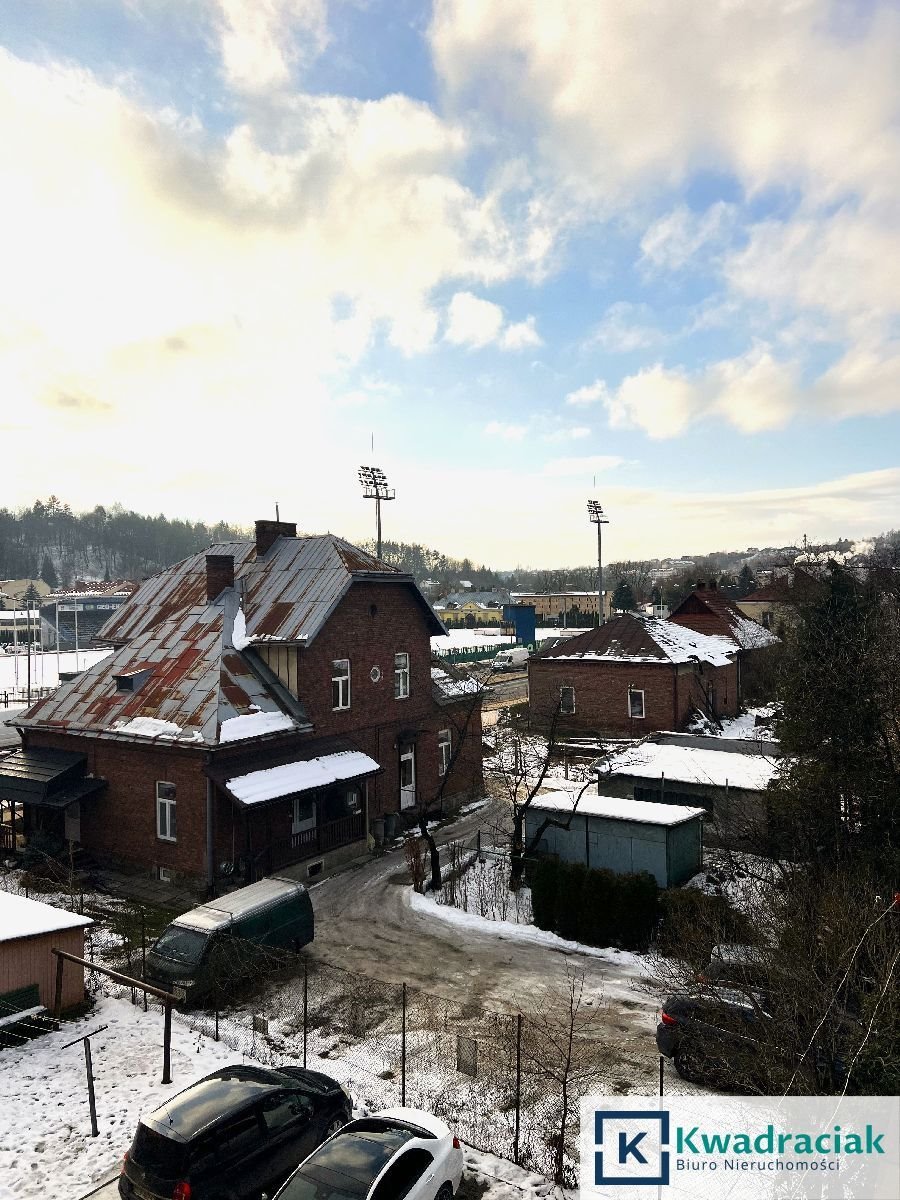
[587,500,609,625]
[358,466,395,561]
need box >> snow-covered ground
[691,704,778,741]
[0,994,569,1200]
[0,648,112,701]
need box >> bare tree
[522,966,606,1185]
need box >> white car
[270,1107,463,1200]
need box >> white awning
[226,750,381,806]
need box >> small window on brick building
[628,688,645,719]
[394,652,410,699]
[156,781,177,841]
[438,728,451,775]
[560,686,575,714]
[332,659,350,710]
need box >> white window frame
[332,658,351,710]
[394,651,410,700]
[438,729,451,776]
[559,686,575,714]
[628,688,646,719]
[156,781,177,842]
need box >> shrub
[554,862,586,940]
[578,868,617,947]
[529,857,559,930]
[616,871,659,950]
[656,887,751,959]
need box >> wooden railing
[262,813,365,874]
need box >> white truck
[492,646,530,672]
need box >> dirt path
[305,800,666,1086]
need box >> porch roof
[219,748,381,807]
[0,746,106,807]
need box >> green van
[145,876,314,1004]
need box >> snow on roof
[227,750,381,805]
[108,716,184,739]
[430,666,482,698]
[548,615,735,667]
[602,742,777,790]
[530,790,705,826]
[641,619,736,666]
[0,891,92,942]
[218,710,296,743]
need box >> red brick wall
[528,657,739,734]
[22,730,208,877]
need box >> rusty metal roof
[96,534,444,646]
[16,533,443,747]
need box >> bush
[554,862,586,940]
[578,868,617,947]
[656,887,751,959]
[613,872,659,950]
[529,858,559,930]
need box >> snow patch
[227,750,380,805]
[0,891,92,942]
[108,716,183,739]
[219,710,295,743]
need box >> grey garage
[525,791,705,887]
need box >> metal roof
[15,533,444,747]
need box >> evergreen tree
[40,553,58,589]
[611,579,636,611]
[736,563,756,597]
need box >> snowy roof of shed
[600,742,777,791]
[530,791,705,826]
[0,891,92,942]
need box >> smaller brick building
[528,612,740,736]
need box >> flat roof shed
[525,791,705,888]
[0,891,92,1017]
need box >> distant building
[433,590,509,627]
[508,590,611,623]
[40,583,138,651]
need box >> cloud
[542,454,625,477]
[484,420,528,440]
[604,347,799,438]
[43,388,113,414]
[544,425,591,443]
[500,314,543,349]
[445,292,542,350]
[640,203,736,272]
[565,380,609,407]
[588,301,667,352]
[446,292,505,348]
[215,0,329,93]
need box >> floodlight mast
[587,500,609,625]
[358,466,395,560]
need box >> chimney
[206,553,235,602]
[255,519,297,557]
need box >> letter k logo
[619,1129,648,1164]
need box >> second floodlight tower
[587,499,609,625]
[358,465,395,561]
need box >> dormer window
[114,668,153,694]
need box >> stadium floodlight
[358,466,395,560]
[587,500,610,625]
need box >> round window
[370,666,382,683]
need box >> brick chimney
[206,553,235,602]
[255,519,297,557]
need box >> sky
[1,0,899,568]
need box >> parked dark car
[119,1065,351,1200]
[656,989,770,1086]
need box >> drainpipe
[205,757,216,899]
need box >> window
[156,781,176,841]
[438,729,451,776]
[261,1090,312,1134]
[628,688,645,719]
[394,652,410,699]
[332,658,350,709]
[370,1149,434,1200]
[559,686,575,714]
[346,787,362,814]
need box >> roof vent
[255,519,297,557]
[114,667,153,694]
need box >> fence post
[84,1038,99,1137]
[54,951,65,1020]
[215,1007,219,1042]
[514,1013,523,1165]
[302,960,308,1069]
[401,982,407,1108]
[659,1055,664,1097]
[141,909,147,1012]
[162,1001,172,1085]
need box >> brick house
[528,613,740,736]
[668,584,779,703]
[3,520,483,894]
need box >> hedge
[527,858,660,950]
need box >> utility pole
[358,466,395,561]
[587,501,609,625]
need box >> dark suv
[119,1065,352,1200]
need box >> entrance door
[292,796,316,837]
[399,746,416,810]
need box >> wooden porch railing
[260,812,365,875]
